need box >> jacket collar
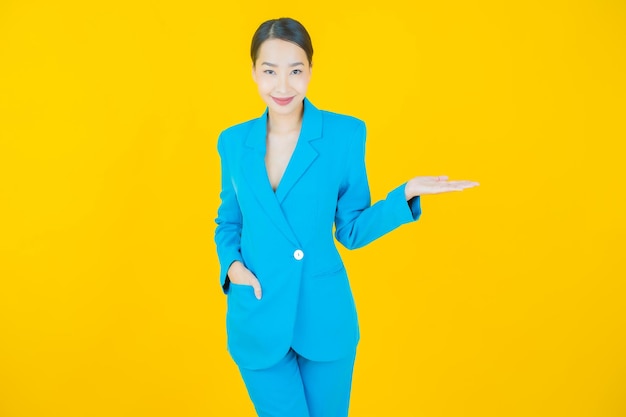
[244,96,323,153]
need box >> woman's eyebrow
[261,62,304,67]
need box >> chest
[265,132,299,192]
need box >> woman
[215,17,478,417]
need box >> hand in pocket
[227,261,263,300]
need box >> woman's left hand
[405,175,479,200]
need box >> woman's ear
[251,64,257,83]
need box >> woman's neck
[267,102,304,134]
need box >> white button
[293,249,304,260]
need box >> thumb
[250,277,263,300]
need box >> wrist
[404,180,417,201]
[228,260,244,278]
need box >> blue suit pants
[237,348,357,417]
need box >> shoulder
[319,109,367,153]
[218,117,255,140]
[216,116,257,152]
[320,109,365,133]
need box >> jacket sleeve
[214,132,244,294]
[334,120,422,250]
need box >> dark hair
[250,17,313,66]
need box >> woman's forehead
[257,39,308,62]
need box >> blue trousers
[237,348,357,417]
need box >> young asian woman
[214,17,479,417]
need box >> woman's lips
[271,96,295,106]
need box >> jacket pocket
[311,263,345,278]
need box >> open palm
[405,175,479,199]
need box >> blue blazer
[215,97,421,370]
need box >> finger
[434,184,471,193]
[459,181,479,188]
[446,180,479,188]
[249,278,263,300]
[421,175,447,182]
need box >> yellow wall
[1,1,625,416]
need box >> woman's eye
[264,70,275,75]
[291,69,302,75]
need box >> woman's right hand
[227,261,263,300]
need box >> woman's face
[252,38,312,118]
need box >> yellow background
[1,0,625,416]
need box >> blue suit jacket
[215,97,421,370]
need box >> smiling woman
[252,33,312,115]
[253,40,310,111]
[214,16,479,417]
[252,37,312,193]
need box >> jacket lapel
[240,98,323,246]
[275,98,322,204]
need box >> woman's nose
[275,74,289,93]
